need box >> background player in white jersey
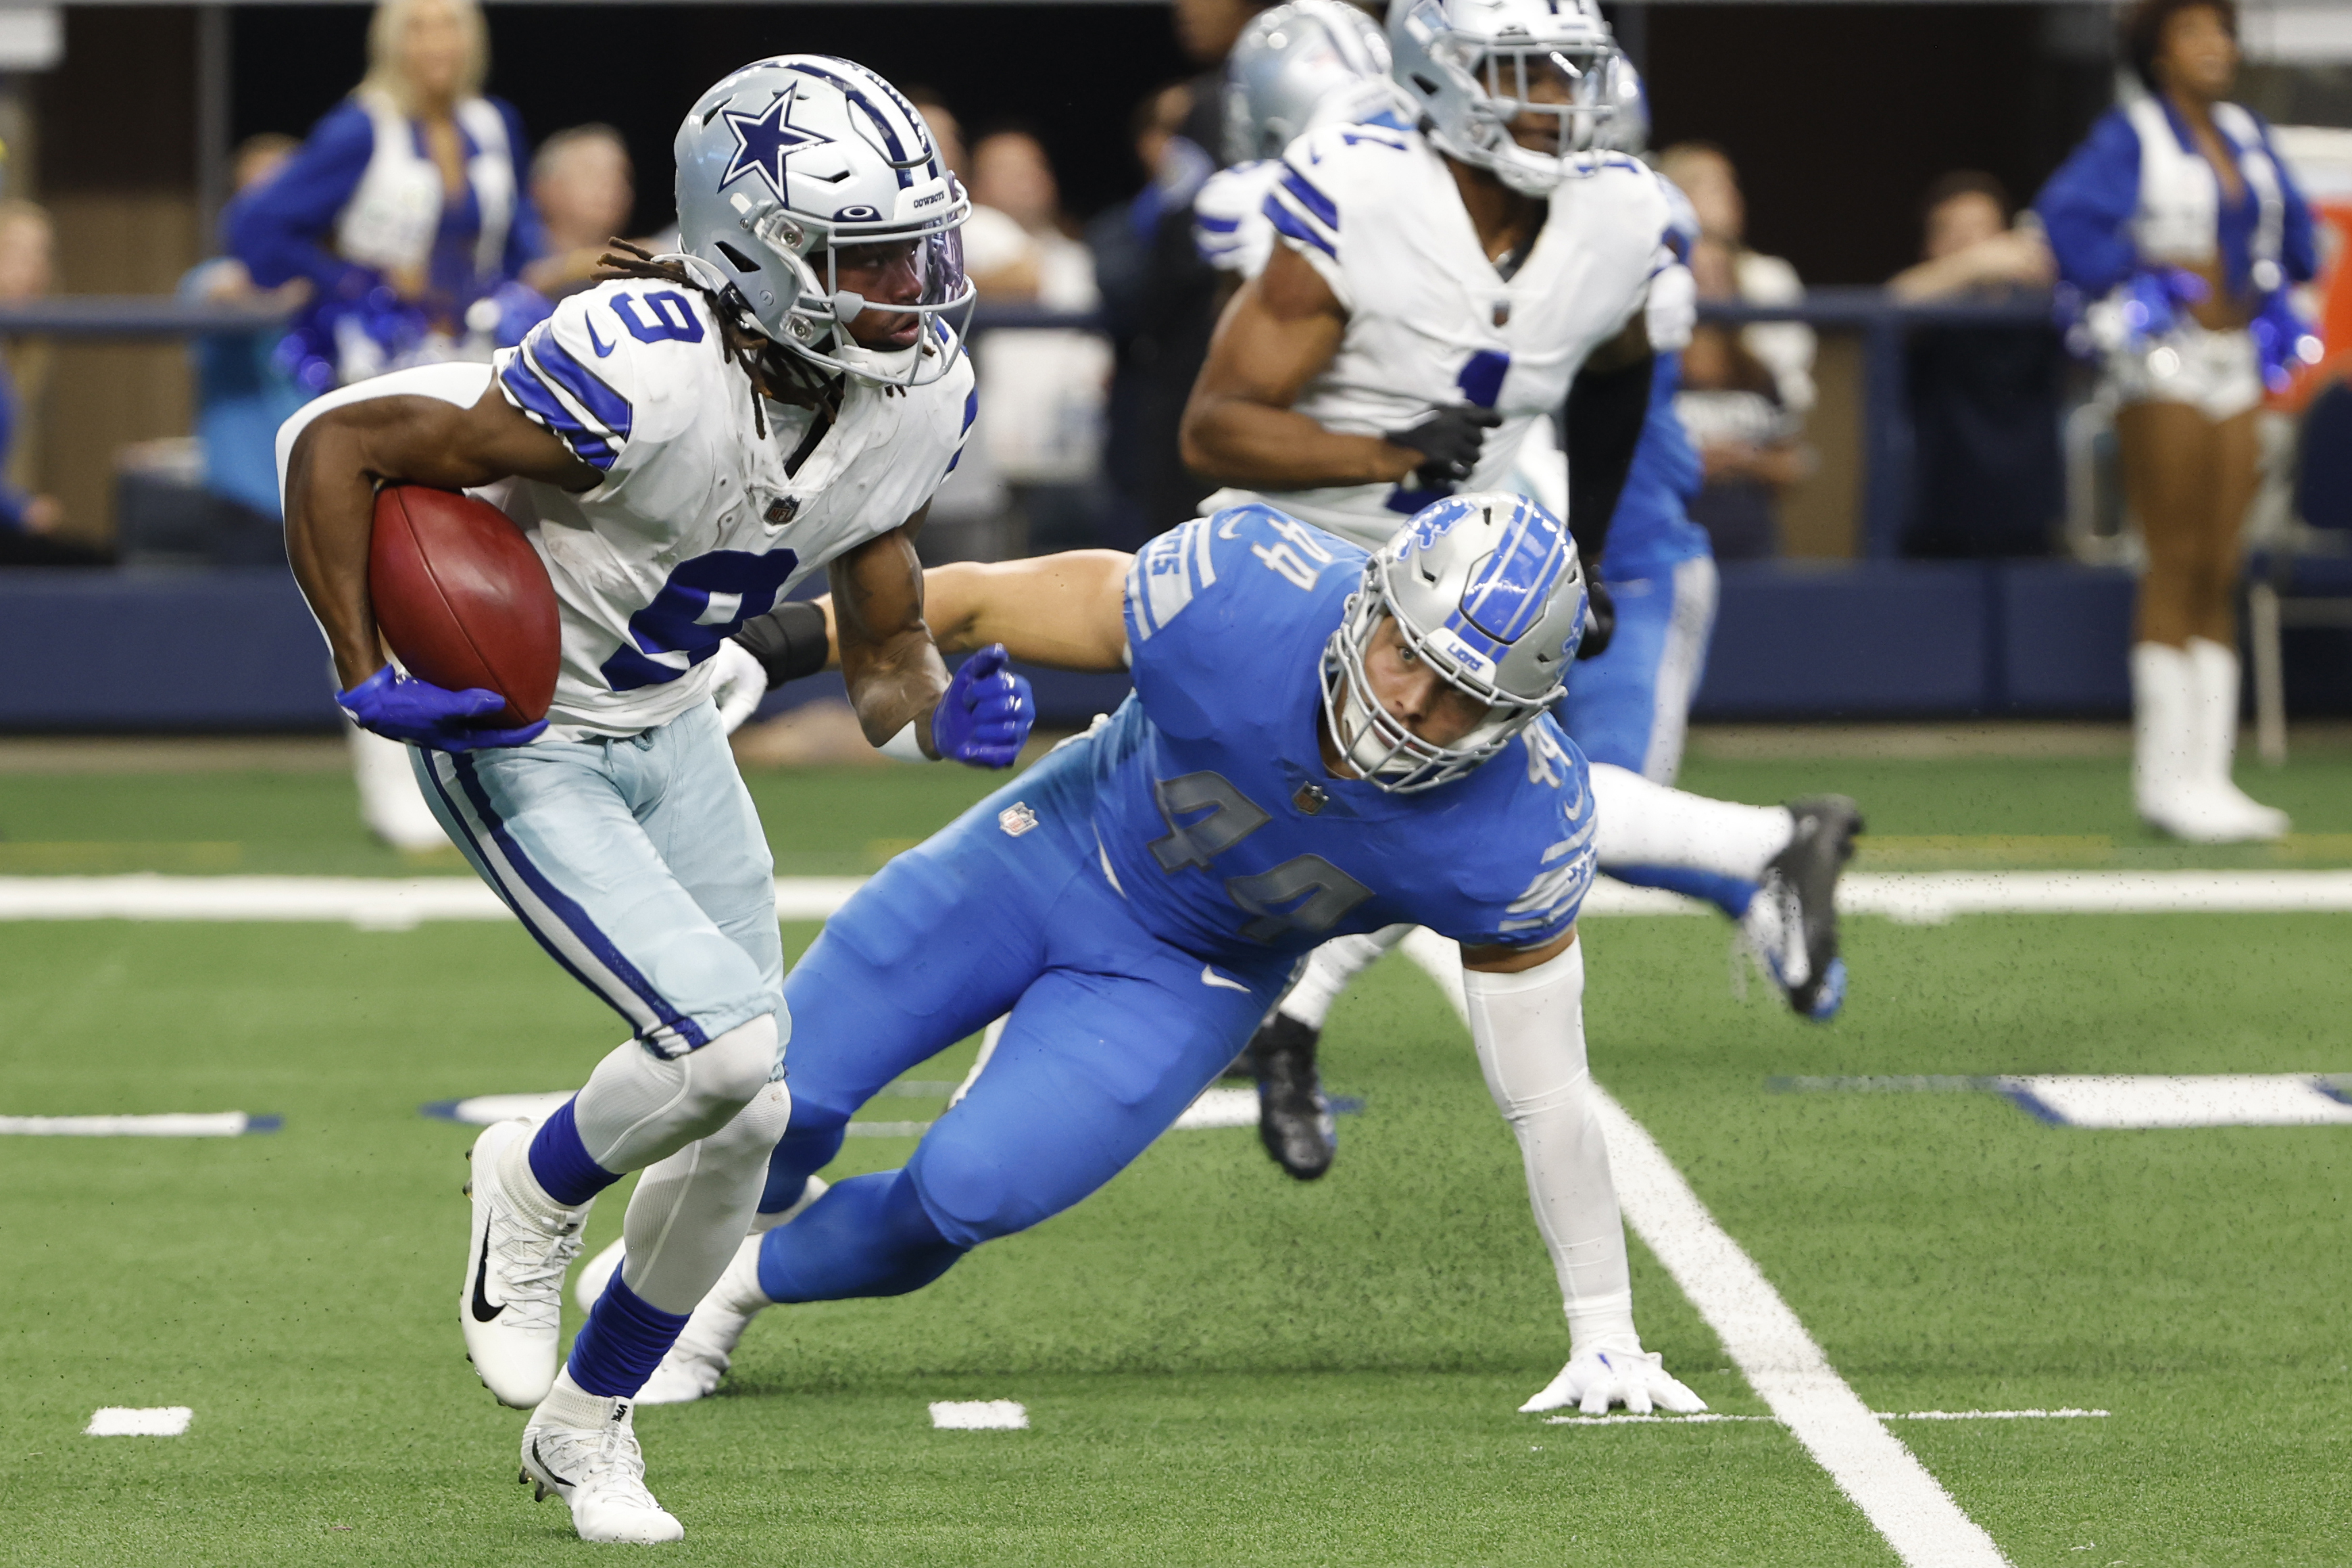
[277,56,1031,1545]
[1181,0,1859,1176]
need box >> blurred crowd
[0,0,2338,580]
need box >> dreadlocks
[597,239,841,438]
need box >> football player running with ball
[277,57,1031,1544]
[1181,0,1859,1183]
[604,493,1709,1424]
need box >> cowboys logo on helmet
[672,55,975,388]
[1388,0,1630,196]
[1322,491,1588,792]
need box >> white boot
[2132,643,2229,842]
[2184,638,2290,841]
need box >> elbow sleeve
[731,601,830,690]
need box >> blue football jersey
[1598,349,1712,582]
[1084,505,1597,964]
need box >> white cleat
[634,1231,775,1406]
[520,1375,684,1544]
[463,1118,591,1409]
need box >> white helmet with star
[672,55,973,387]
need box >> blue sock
[1607,864,1759,921]
[756,1169,965,1304]
[758,1123,846,1215]
[526,1100,622,1208]
[566,1274,691,1398]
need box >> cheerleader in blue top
[230,0,545,395]
[2036,0,2318,843]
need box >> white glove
[709,637,768,735]
[1519,1344,1707,1416]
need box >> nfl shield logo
[1492,301,1511,328]
[766,495,800,526]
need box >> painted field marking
[1770,1073,2352,1129]
[1546,1409,2108,1428]
[85,1406,192,1436]
[929,1400,1027,1430]
[9,870,2352,927]
[419,1084,1354,1140]
[0,1112,278,1137]
[1400,930,2013,1568]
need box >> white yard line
[0,1112,274,1137]
[1545,1409,2107,1427]
[84,1406,192,1436]
[5,870,2351,927]
[1400,930,2012,1568]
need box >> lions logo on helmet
[1388,0,1630,196]
[1321,492,1587,793]
[672,55,974,388]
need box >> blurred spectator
[1087,82,1220,547]
[229,0,547,389]
[1673,256,1807,562]
[521,124,634,298]
[964,128,1110,550]
[1889,171,2057,303]
[1894,173,2065,558]
[0,201,102,566]
[1658,141,1815,414]
[904,90,1012,556]
[179,134,312,534]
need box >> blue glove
[931,644,1033,768]
[2250,288,2323,395]
[338,666,548,752]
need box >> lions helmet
[1388,0,1624,195]
[674,55,973,387]
[1321,492,1587,793]
[1223,0,1397,167]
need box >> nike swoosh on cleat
[529,1436,579,1490]
[1200,965,1248,993]
[470,1227,505,1323]
[585,318,615,358]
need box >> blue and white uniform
[2036,95,2318,419]
[278,280,977,1054]
[748,506,1595,1288]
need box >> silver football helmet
[1388,0,1623,195]
[673,55,974,387]
[1223,1,1396,166]
[1321,492,1587,793]
[1593,56,1649,155]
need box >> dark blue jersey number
[1148,770,1373,943]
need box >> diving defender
[622,493,1708,1423]
[278,56,1031,1544]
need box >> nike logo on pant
[1200,965,1248,994]
[470,1227,505,1323]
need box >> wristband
[878,720,930,762]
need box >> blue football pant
[1566,556,1757,918]
[751,766,1292,1302]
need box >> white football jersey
[1200,120,1675,549]
[1193,160,1283,280]
[278,280,975,740]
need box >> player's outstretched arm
[1181,247,1446,490]
[918,552,1135,671]
[1460,927,1706,1417]
[827,510,1036,768]
[283,384,597,691]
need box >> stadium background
[3,1,2351,1563]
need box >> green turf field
[3,741,2349,1564]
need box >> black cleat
[1749,795,1863,1021]
[1249,1013,1335,1181]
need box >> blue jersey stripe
[499,357,617,471]
[1277,166,1340,232]
[1263,193,1336,260]
[527,329,633,443]
[1195,213,1242,234]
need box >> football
[368,483,560,727]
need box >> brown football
[368,484,560,727]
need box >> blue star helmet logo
[720,90,833,203]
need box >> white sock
[1278,925,1412,1029]
[1588,763,1793,880]
[618,1080,793,1315]
[2183,638,2242,791]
